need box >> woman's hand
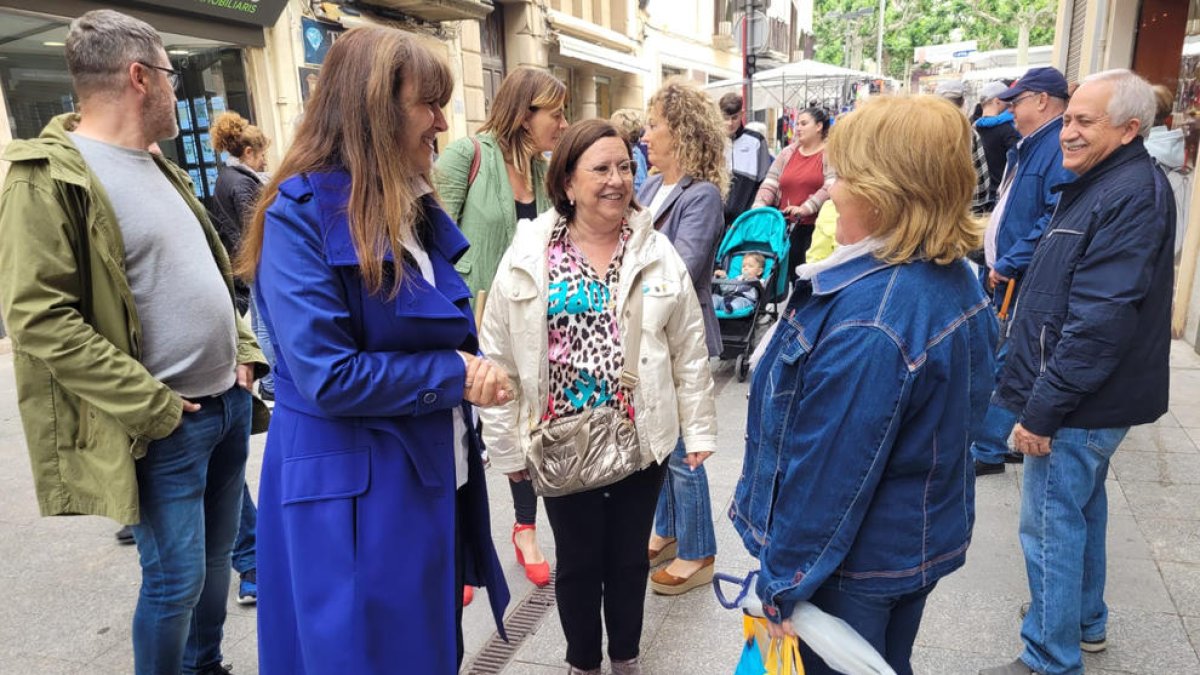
[781,204,806,220]
[507,470,530,482]
[765,618,798,640]
[683,451,712,470]
[459,352,514,408]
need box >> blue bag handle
[712,570,759,610]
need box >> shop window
[165,46,256,207]
[0,9,254,211]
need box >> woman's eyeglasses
[584,162,634,180]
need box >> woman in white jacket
[478,119,717,675]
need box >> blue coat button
[423,392,438,405]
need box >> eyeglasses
[137,61,181,89]
[584,161,634,180]
[1009,93,1039,108]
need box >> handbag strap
[468,136,482,185]
[619,273,643,390]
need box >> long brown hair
[477,67,566,191]
[236,27,453,296]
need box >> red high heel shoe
[512,523,551,587]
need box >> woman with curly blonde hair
[638,79,727,596]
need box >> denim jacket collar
[810,251,896,297]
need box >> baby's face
[742,260,764,278]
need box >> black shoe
[195,664,233,675]
[115,525,135,545]
[1003,452,1025,464]
[974,460,1005,476]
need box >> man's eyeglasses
[137,62,181,89]
[584,161,634,180]
[1009,92,1039,108]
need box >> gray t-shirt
[71,133,237,398]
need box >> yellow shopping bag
[738,615,805,675]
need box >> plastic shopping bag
[716,571,897,675]
[736,614,804,675]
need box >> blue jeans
[131,385,251,675]
[653,438,717,560]
[1019,426,1129,675]
[231,483,256,574]
[798,582,936,675]
[252,291,275,396]
[971,336,1016,465]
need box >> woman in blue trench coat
[236,28,510,674]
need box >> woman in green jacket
[435,66,567,594]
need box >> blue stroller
[713,207,791,382]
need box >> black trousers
[510,476,538,525]
[787,223,815,285]
[543,461,668,670]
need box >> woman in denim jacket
[730,96,998,675]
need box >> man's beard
[144,84,179,142]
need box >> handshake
[457,351,514,408]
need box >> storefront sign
[302,17,344,66]
[132,0,290,28]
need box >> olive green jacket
[434,132,551,300]
[0,114,269,525]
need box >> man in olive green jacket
[0,112,270,523]
[0,10,267,675]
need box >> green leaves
[812,0,1055,79]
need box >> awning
[704,59,878,111]
[557,34,650,76]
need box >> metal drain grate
[463,575,559,674]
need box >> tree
[813,0,1056,80]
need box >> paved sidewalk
[1,343,1199,673]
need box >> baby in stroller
[713,252,766,314]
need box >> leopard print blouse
[543,217,635,423]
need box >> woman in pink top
[753,108,834,280]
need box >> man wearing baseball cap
[970,66,1076,477]
[975,81,1020,209]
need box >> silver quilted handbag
[526,277,649,497]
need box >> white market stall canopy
[704,60,881,112]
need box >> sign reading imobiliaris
[132,0,290,28]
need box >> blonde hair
[826,95,981,265]
[210,111,268,158]
[1152,84,1174,127]
[610,108,645,144]
[478,67,566,191]
[648,80,730,199]
[237,27,454,297]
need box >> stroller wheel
[735,354,749,383]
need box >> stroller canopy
[717,207,791,301]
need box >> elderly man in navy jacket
[971,67,1076,476]
[981,70,1175,675]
